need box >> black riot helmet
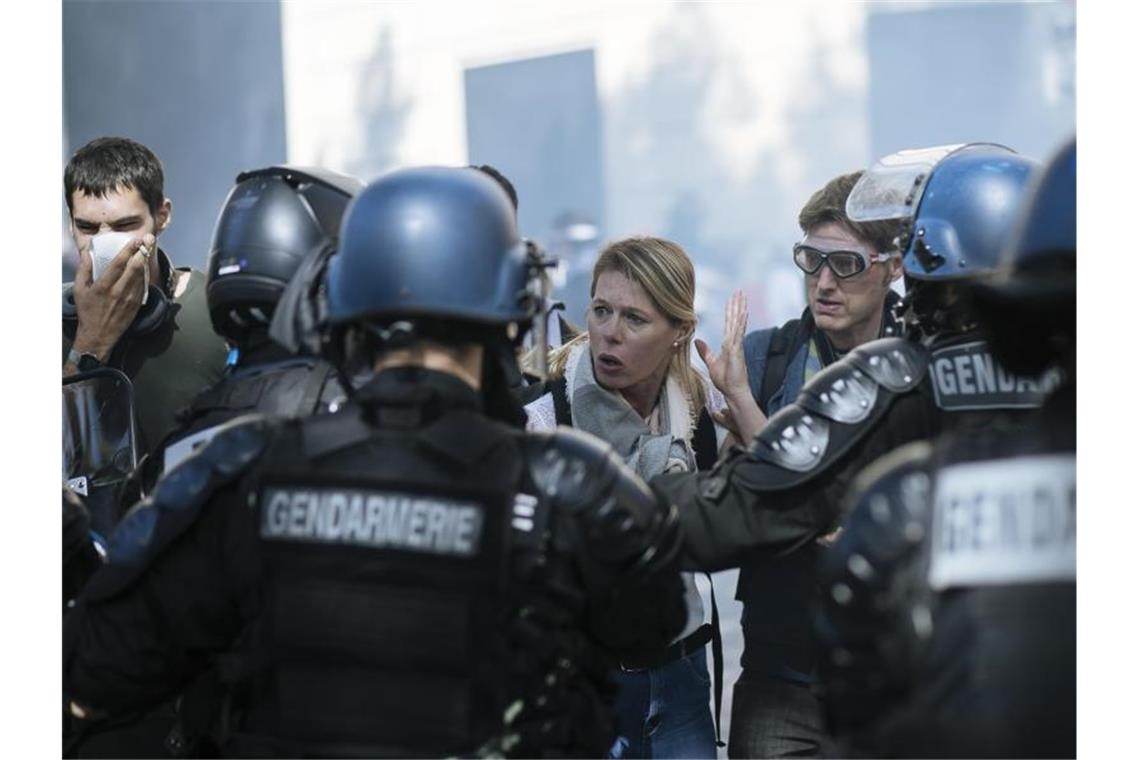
[207,166,363,345]
[971,137,1076,377]
[326,165,544,343]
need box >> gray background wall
[465,49,606,325]
[62,0,287,278]
[868,2,1075,163]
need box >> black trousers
[728,674,824,759]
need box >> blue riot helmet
[971,137,1076,377]
[327,166,548,341]
[324,166,552,413]
[847,143,1037,335]
[207,166,363,346]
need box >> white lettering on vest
[261,486,486,557]
[953,355,975,394]
[934,358,957,396]
[971,351,996,394]
[929,455,1075,589]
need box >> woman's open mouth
[596,353,624,372]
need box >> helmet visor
[846,144,968,222]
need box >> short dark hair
[471,164,518,213]
[64,136,166,217]
[798,170,898,253]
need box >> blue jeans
[608,647,717,759]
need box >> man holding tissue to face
[63,136,227,454]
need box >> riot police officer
[814,138,1076,757]
[652,143,1050,571]
[64,167,363,759]
[64,166,687,758]
[150,166,363,482]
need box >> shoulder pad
[523,426,630,503]
[797,361,880,424]
[744,339,927,489]
[522,427,681,581]
[750,403,830,473]
[848,337,928,393]
[521,427,658,529]
[86,415,271,602]
[823,447,934,610]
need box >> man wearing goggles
[792,232,901,353]
[697,171,903,759]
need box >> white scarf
[563,341,699,480]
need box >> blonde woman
[522,236,734,759]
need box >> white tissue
[89,231,137,281]
[89,231,149,304]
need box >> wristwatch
[67,347,104,373]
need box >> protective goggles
[793,243,896,279]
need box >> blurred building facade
[279,1,1074,341]
[63,0,287,276]
[868,2,1076,162]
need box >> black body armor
[815,386,1075,757]
[145,347,342,492]
[65,368,685,758]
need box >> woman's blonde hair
[548,236,706,416]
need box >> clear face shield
[846,143,1014,337]
[845,144,968,225]
[63,368,140,537]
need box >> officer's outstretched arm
[524,428,687,662]
[653,337,931,572]
[64,416,270,719]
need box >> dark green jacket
[63,267,228,454]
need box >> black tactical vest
[145,356,340,495]
[222,372,616,757]
[818,387,1076,758]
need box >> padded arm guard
[81,414,270,604]
[656,337,930,571]
[522,427,687,657]
[65,415,271,717]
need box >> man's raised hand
[70,233,154,363]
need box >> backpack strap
[549,375,572,427]
[705,570,726,748]
[759,316,812,415]
[693,408,718,471]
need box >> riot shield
[62,368,140,538]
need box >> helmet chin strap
[901,281,982,342]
